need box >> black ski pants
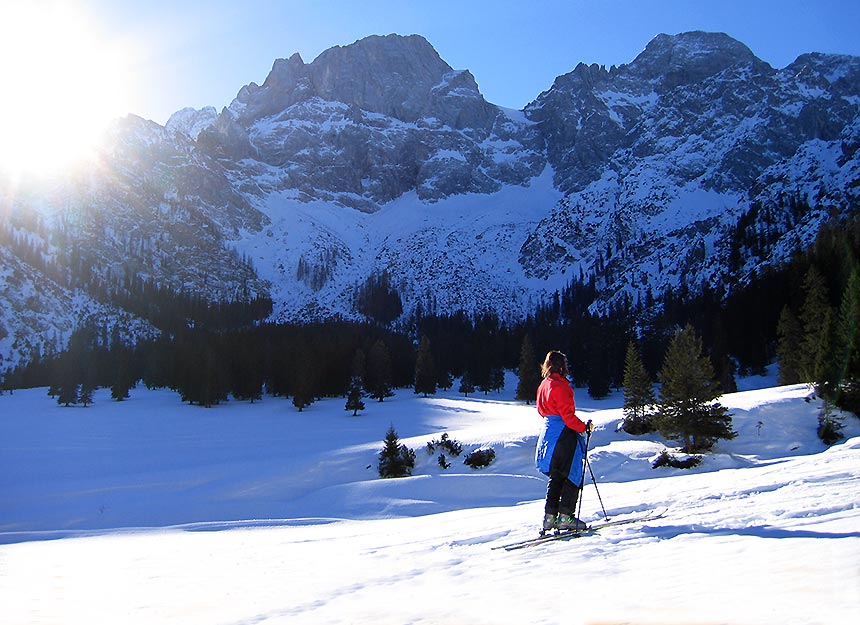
[544,426,580,516]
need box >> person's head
[541,350,569,379]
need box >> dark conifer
[799,266,832,382]
[366,339,394,402]
[622,341,656,434]
[229,334,264,403]
[515,335,540,403]
[437,369,453,391]
[490,366,505,393]
[109,344,134,401]
[377,424,415,478]
[654,325,736,452]
[836,268,860,413]
[78,381,95,407]
[291,366,315,412]
[813,308,841,403]
[345,348,367,415]
[459,372,475,397]
[776,305,804,385]
[345,381,365,416]
[53,349,79,407]
[414,335,437,397]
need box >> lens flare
[0,1,132,177]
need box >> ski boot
[557,513,587,532]
[540,513,557,535]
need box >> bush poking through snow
[427,433,463,470]
[464,448,496,469]
[426,432,463,457]
[817,412,844,445]
[652,449,702,470]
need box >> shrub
[426,432,463,457]
[652,449,702,470]
[621,415,656,435]
[817,413,844,445]
[464,447,496,469]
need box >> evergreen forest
[3,215,860,429]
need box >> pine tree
[437,368,453,391]
[292,366,315,412]
[56,352,80,407]
[798,266,832,382]
[459,371,475,397]
[57,379,80,407]
[490,366,505,393]
[199,341,229,408]
[654,325,736,453]
[229,336,263,403]
[413,335,437,397]
[776,305,804,385]
[515,335,540,403]
[813,308,841,404]
[345,381,365,416]
[109,344,135,401]
[377,424,415,478]
[366,339,394,402]
[350,349,366,388]
[816,300,845,443]
[345,349,367,416]
[836,268,860,414]
[622,341,656,434]
[78,383,94,407]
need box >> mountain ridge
[1,31,859,371]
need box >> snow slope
[1,376,859,624]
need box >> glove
[585,419,595,434]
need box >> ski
[496,508,668,551]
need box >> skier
[534,350,593,533]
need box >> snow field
[1,375,859,624]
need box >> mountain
[1,31,859,371]
[521,32,860,308]
[198,33,544,209]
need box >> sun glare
[0,1,131,178]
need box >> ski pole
[575,428,591,524]
[586,456,609,521]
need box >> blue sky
[85,0,860,124]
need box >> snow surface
[1,374,859,625]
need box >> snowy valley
[1,375,858,624]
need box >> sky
[9,0,860,126]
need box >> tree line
[3,215,858,443]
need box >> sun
[0,1,132,177]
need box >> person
[534,350,593,533]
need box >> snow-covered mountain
[1,31,859,368]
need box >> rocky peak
[626,31,764,89]
[223,33,473,127]
[309,34,456,122]
[165,106,218,139]
[785,51,860,89]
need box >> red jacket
[536,373,587,433]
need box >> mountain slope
[1,31,859,369]
[521,31,860,308]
